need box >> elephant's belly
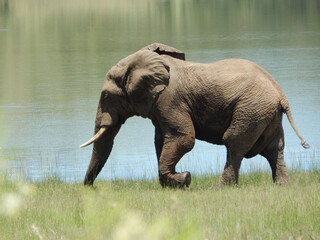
[195,128,225,145]
[193,113,232,145]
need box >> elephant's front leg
[158,133,195,188]
[154,127,165,186]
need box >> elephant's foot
[212,181,227,190]
[211,178,237,190]
[159,171,191,188]
[219,170,238,186]
[272,164,290,185]
[274,175,290,185]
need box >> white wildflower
[0,193,23,217]
[112,211,147,240]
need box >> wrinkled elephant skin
[80,43,309,188]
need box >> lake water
[1,0,319,182]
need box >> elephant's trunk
[83,126,120,185]
[82,93,123,185]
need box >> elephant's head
[80,43,185,185]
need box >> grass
[0,171,319,240]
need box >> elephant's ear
[123,50,170,118]
[140,43,185,61]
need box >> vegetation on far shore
[0,170,319,240]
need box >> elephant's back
[211,58,283,92]
[206,59,284,119]
[171,58,284,114]
[209,59,283,100]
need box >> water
[1,0,319,182]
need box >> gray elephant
[80,43,309,187]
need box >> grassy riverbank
[0,171,319,239]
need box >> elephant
[80,43,309,188]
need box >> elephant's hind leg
[261,126,290,184]
[219,148,243,186]
[220,116,269,186]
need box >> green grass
[0,171,319,240]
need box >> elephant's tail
[280,99,310,149]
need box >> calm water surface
[0,0,319,182]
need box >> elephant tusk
[80,127,108,148]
